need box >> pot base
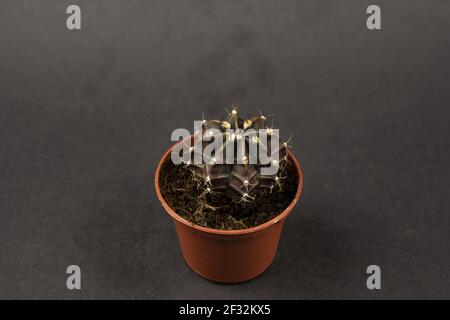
[183,254,275,284]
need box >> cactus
[183,109,291,201]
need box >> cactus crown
[183,109,291,202]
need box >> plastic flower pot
[155,141,303,283]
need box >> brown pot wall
[155,140,303,283]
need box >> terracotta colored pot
[155,142,303,283]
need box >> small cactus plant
[183,109,291,202]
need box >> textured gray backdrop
[0,0,449,299]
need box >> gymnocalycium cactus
[181,109,291,202]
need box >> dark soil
[158,159,299,230]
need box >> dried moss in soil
[159,159,298,230]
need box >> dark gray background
[0,0,449,299]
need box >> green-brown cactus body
[186,109,289,200]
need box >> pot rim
[154,139,303,236]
